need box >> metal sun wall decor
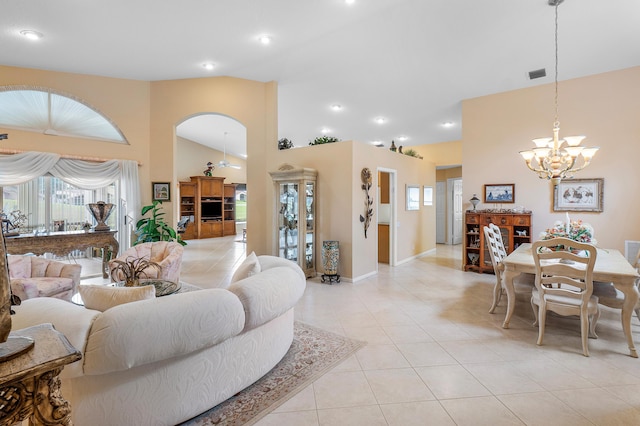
[359,168,374,238]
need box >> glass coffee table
[114,279,182,297]
[73,279,182,305]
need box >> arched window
[0,86,127,143]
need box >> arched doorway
[175,113,248,238]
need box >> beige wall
[149,77,276,255]
[411,140,462,167]
[0,65,152,191]
[463,66,640,252]
[436,166,462,182]
[0,67,276,254]
[273,142,435,280]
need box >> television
[201,202,222,221]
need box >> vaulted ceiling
[2,0,639,158]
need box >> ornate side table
[1,323,81,425]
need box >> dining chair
[484,223,507,313]
[531,237,599,357]
[592,247,640,319]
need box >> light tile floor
[83,237,640,424]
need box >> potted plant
[402,148,422,158]
[134,200,187,246]
[278,138,294,150]
[309,136,339,146]
[110,256,162,287]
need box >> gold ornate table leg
[0,367,74,426]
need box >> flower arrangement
[540,219,596,245]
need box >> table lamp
[470,194,480,211]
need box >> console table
[4,230,119,278]
[1,323,82,425]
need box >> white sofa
[11,255,306,426]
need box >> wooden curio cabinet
[463,210,532,273]
[269,165,317,278]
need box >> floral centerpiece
[539,219,596,256]
[540,219,596,244]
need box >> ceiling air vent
[528,68,546,80]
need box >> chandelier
[519,0,599,185]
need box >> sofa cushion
[11,297,101,379]
[228,264,306,332]
[79,284,156,312]
[230,251,261,283]
[83,289,245,375]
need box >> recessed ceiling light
[20,30,43,40]
[321,128,331,134]
[375,117,386,124]
[202,63,215,71]
[258,35,272,45]
[331,104,342,111]
[398,136,408,141]
[442,121,455,128]
[345,0,356,4]
[371,140,384,147]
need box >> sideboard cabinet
[463,210,532,273]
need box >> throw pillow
[79,284,156,312]
[230,251,261,283]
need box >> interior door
[449,178,463,245]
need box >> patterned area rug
[180,321,365,426]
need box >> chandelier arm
[519,1,596,183]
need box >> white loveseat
[11,255,306,426]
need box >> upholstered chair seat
[8,255,82,302]
[109,241,184,283]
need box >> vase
[321,240,340,283]
[87,201,115,232]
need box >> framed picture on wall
[406,184,420,210]
[484,184,514,203]
[553,178,603,212]
[152,182,170,201]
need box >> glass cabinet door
[278,183,299,261]
[305,182,314,270]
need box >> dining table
[502,243,640,358]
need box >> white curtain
[0,151,60,185]
[0,151,141,250]
[119,160,140,249]
[50,158,120,189]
